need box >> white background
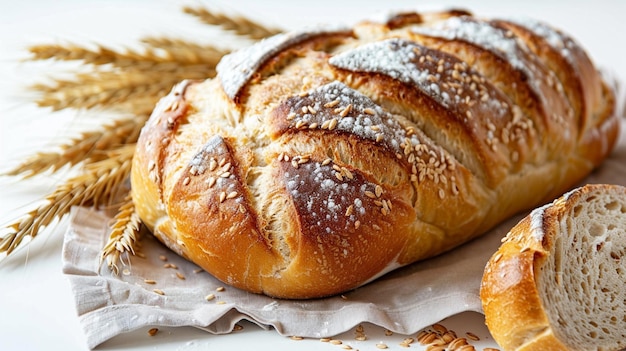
[1,1,624,350]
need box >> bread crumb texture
[539,185,626,350]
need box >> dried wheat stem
[28,43,208,67]
[141,37,229,66]
[4,117,145,178]
[29,41,230,69]
[28,41,221,113]
[29,44,164,68]
[0,144,135,256]
[31,67,214,112]
[183,6,281,40]
[99,191,142,275]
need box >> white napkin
[62,120,626,349]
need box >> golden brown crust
[131,11,618,298]
[480,214,567,351]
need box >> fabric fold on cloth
[63,119,626,349]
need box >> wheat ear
[4,117,145,178]
[29,41,229,68]
[141,37,229,66]
[0,144,135,256]
[183,6,281,40]
[30,43,189,67]
[99,192,142,275]
[28,41,222,112]
[31,68,213,112]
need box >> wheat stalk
[29,40,230,68]
[0,144,135,256]
[141,37,229,66]
[31,67,213,112]
[28,40,224,113]
[183,6,281,40]
[3,5,272,261]
[4,117,145,178]
[30,44,188,68]
[99,192,142,275]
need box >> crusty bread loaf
[481,184,626,351]
[130,10,619,298]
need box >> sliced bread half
[481,184,626,351]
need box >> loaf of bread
[130,10,619,298]
[481,184,626,351]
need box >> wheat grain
[4,117,145,178]
[99,191,142,275]
[183,6,281,40]
[0,144,135,256]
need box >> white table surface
[1,1,624,350]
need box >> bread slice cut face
[481,183,626,351]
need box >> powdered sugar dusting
[184,135,242,204]
[217,26,349,100]
[282,159,384,234]
[505,17,576,63]
[275,81,461,198]
[530,203,550,242]
[281,80,423,154]
[188,135,228,176]
[412,16,570,125]
[413,17,529,72]
[329,38,510,118]
[327,38,537,176]
[331,39,449,107]
[410,16,553,95]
